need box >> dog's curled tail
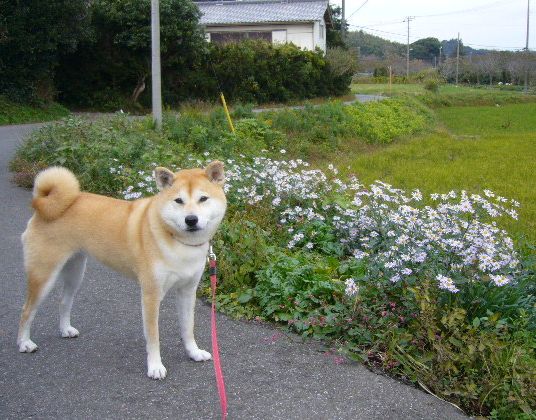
[32,167,80,221]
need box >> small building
[195,0,331,52]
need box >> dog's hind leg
[18,249,72,353]
[58,252,87,338]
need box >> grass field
[0,96,70,125]
[351,83,536,107]
[337,101,536,242]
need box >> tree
[508,51,536,86]
[327,5,346,48]
[441,38,465,58]
[346,30,405,58]
[479,52,502,85]
[410,37,441,62]
[55,0,205,108]
[0,0,91,103]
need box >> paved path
[0,123,467,419]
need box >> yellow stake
[220,92,235,133]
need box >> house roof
[196,0,330,26]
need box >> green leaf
[237,292,252,303]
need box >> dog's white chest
[153,243,207,294]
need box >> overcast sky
[330,0,534,50]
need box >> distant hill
[346,30,492,58]
[346,30,405,57]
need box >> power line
[358,19,407,28]
[347,24,408,39]
[414,0,516,18]
[465,42,526,49]
[346,0,369,20]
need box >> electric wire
[346,0,370,19]
[414,0,517,18]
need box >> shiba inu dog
[17,161,227,379]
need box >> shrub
[0,1,90,103]
[10,115,188,195]
[212,212,275,295]
[58,39,355,108]
[254,252,347,334]
[424,78,440,93]
[343,98,430,143]
[259,98,431,153]
[183,41,353,104]
[325,48,358,94]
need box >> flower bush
[219,156,522,296]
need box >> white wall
[314,19,327,52]
[205,21,326,52]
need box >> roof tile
[197,1,329,25]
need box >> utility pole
[405,16,414,79]
[151,0,162,130]
[341,0,346,41]
[456,32,460,86]
[389,65,392,95]
[524,0,530,94]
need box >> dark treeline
[0,0,354,109]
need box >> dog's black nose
[185,215,198,227]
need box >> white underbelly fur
[153,242,208,295]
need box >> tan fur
[18,163,227,379]
[32,166,80,221]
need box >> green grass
[352,83,428,96]
[338,102,536,242]
[0,96,70,125]
[352,83,536,107]
[438,102,536,134]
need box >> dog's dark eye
[175,198,184,204]
[199,196,209,203]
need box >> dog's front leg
[141,284,166,379]
[175,283,212,362]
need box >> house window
[210,31,272,44]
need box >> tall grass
[0,96,70,125]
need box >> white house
[196,0,331,52]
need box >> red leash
[209,246,228,419]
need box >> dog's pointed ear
[154,167,175,191]
[205,161,225,185]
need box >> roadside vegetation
[0,97,70,126]
[10,86,536,418]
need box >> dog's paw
[18,339,38,353]
[188,349,212,362]
[60,326,80,338]
[147,362,167,380]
